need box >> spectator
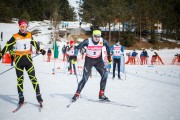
[131,50,138,64]
[151,52,164,65]
[62,45,66,61]
[47,48,52,62]
[111,40,124,79]
[142,49,148,64]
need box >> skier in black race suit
[0,19,46,105]
[71,29,111,101]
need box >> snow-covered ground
[0,21,180,120]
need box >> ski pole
[0,54,40,75]
[0,66,14,75]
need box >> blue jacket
[132,51,138,57]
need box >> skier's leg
[69,59,72,74]
[112,59,116,78]
[117,59,120,78]
[95,62,108,91]
[76,64,92,93]
[95,61,108,100]
[25,55,42,103]
[15,56,25,104]
[72,57,92,101]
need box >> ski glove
[107,55,112,62]
[40,49,46,55]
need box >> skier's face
[19,25,28,33]
[93,34,101,42]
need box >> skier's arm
[31,37,46,55]
[103,39,112,62]
[76,39,88,50]
[74,39,89,56]
[1,36,16,57]
[103,39,111,56]
[31,37,40,51]
[110,45,114,55]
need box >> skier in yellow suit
[0,19,46,106]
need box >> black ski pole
[0,54,40,75]
[0,66,14,75]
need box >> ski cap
[70,40,74,45]
[93,30,101,36]
[18,19,28,26]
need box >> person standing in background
[111,40,124,79]
[47,48,52,62]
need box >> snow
[0,21,180,120]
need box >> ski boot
[72,92,80,102]
[18,96,24,105]
[118,74,121,80]
[70,69,72,74]
[118,74,121,79]
[99,90,109,101]
[36,94,43,104]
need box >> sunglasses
[94,35,101,38]
[20,26,27,29]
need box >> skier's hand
[40,49,46,55]
[107,55,112,62]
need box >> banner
[53,41,59,58]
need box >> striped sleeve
[1,36,16,56]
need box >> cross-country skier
[0,19,46,105]
[66,40,77,74]
[71,29,111,101]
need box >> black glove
[40,49,46,55]
[107,55,112,62]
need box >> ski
[12,102,27,113]
[83,98,136,108]
[66,100,75,108]
[99,100,136,108]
